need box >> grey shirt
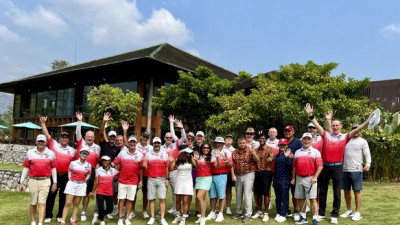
[343,137,371,172]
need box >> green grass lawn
[0,163,23,170]
[1,182,399,225]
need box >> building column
[146,79,154,135]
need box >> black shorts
[142,176,148,192]
[254,171,273,195]
[86,167,96,194]
[227,172,235,187]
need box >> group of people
[19,103,373,225]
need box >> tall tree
[51,60,70,71]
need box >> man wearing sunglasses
[244,127,260,149]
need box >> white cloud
[0,24,23,42]
[381,24,400,35]
[5,1,67,37]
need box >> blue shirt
[274,152,293,182]
[288,137,302,154]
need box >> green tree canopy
[207,61,371,134]
[152,66,250,132]
[87,84,142,129]
[51,60,70,71]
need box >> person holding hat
[222,134,235,215]
[273,138,292,223]
[305,103,373,224]
[205,137,232,222]
[244,127,260,149]
[232,137,260,223]
[169,145,198,225]
[90,156,119,225]
[39,116,77,224]
[19,134,57,225]
[112,123,145,225]
[291,133,323,225]
[75,111,101,222]
[59,148,92,225]
[142,137,169,225]
[340,124,371,221]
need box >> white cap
[101,155,111,161]
[128,135,137,142]
[308,123,316,128]
[36,134,47,142]
[180,147,193,154]
[213,136,225,144]
[108,131,117,137]
[196,131,205,137]
[302,132,313,139]
[153,137,162,143]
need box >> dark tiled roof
[0,43,237,90]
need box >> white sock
[313,215,318,220]
[301,213,306,218]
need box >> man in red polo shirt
[305,103,372,224]
[40,116,77,223]
[19,134,58,225]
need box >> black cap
[225,134,234,139]
[141,131,150,137]
[60,132,69,138]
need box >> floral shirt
[232,148,257,175]
[255,145,275,172]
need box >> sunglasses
[202,147,210,149]
[165,137,173,139]
[245,133,254,135]
[187,137,194,141]
[308,126,316,129]
[80,152,89,156]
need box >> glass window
[56,88,75,116]
[142,81,149,116]
[36,91,56,116]
[13,94,21,118]
[110,81,138,93]
[29,93,36,117]
[82,86,94,114]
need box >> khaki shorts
[29,178,51,205]
[147,177,167,200]
[118,183,138,201]
[294,175,317,199]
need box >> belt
[70,179,86,184]
[324,162,343,166]
[30,177,50,180]
[212,173,227,176]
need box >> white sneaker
[293,213,300,221]
[160,218,169,225]
[276,216,287,223]
[57,218,62,223]
[118,218,124,225]
[112,206,119,216]
[200,218,206,225]
[215,212,224,222]
[106,214,113,219]
[125,218,132,225]
[195,217,202,224]
[128,211,136,219]
[81,213,87,222]
[44,218,52,223]
[92,215,99,225]
[168,208,175,214]
[340,210,354,218]
[331,217,338,224]
[147,217,156,225]
[252,211,263,219]
[269,202,272,210]
[31,222,37,225]
[351,212,362,221]
[178,219,186,225]
[143,211,150,219]
[172,215,181,224]
[205,212,216,221]
[100,221,105,225]
[262,213,269,222]
[316,215,325,221]
[275,214,280,221]
[226,207,232,215]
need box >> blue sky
[0,0,400,84]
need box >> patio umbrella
[12,122,41,129]
[59,121,99,129]
[0,125,8,129]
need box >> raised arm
[99,112,111,142]
[305,103,325,136]
[175,120,186,145]
[121,121,129,146]
[39,116,51,141]
[169,115,178,141]
[191,151,199,168]
[325,111,333,133]
[213,150,221,168]
[76,112,83,141]
[348,115,371,138]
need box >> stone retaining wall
[0,169,28,191]
[0,144,34,165]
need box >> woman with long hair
[169,145,198,225]
[195,143,220,225]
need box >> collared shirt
[113,149,144,185]
[136,143,154,176]
[100,140,120,162]
[144,150,169,178]
[274,151,293,182]
[246,140,260,149]
[95,167,119,196]
[161,142,175,152]
[322,131,350,163]
[266,138,279,149]
[255,145,275,172]
[76,138,100,169]
[288,137,302,154]
[211,149,232,174]
[311,135,323,153]
[232,148,257,174]
[47,137,77,173]
[23,147,56,177]
[222,145,236,153]
[197,156,213,177]
[293,146,323,177]
[69,159,91,182]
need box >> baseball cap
[108,131,117,137]
[36,134,47,142]
[128,135,137,142]
[278,138,288,145]
[141,131,150,137]
[308,123,316,128]
[284,125,294,131]
[80,148,89,154]
[196,131,205,137]
[213,137,225,144]
[153,137,162,143]
[225,134,234,139]
[60,132,69,138]
[180,147,193,154]
[301,132,313,139]
[101,155,111,161]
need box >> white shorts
[64,180,87,197]
[118,183,138,201]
